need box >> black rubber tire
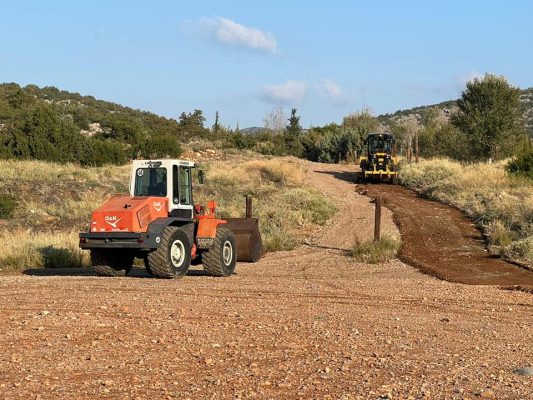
[91,250,134,277]
[147,226,191,279]
[202,228,237,277]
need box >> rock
[480,389,495,398]
[513,366,533,376]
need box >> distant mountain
[240,126,266,135]
[377,88,533,136]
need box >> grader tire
[203,228,237,277]
[147,226,191,279]
[91,250,134,277]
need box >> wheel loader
[79,159,263,278]
[359,132,399,184]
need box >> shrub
[507,150,533,179]
[0,193,17,218]
[351,235,401,264]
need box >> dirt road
[0,163,532,399]
[361,183,533,289]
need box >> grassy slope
[399,159,533,265]
[0,158,335,270]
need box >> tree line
[1,76,531,175]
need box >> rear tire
[203,228,237,277]
[91,250,134,277]
[147,227,191,279]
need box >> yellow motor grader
[359,132,399,184]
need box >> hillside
[377,87,533,136]
[0,83,189,137]
[0,83,213,165]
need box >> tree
[263,106,286,135]
[286,108,302,136]
[179,109,208,137]
[451,73,524,160]
[342,107,378,150]
[285,108,303,156]
[212,111,220,133]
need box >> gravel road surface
[0,163,531,399]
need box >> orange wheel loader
[79,159,263,278]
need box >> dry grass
[351,235,401,264]
[0,229,89,270]
[195,158,336,252]
[0,157,336,269]
[400,158,533,264]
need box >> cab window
[134,168,167,197]
[172,166,191,205]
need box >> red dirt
[360,183,533,289]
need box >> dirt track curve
[0,163,532,399]
[361,183,533,290]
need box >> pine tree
[212,111,220,133]
[285,108,304,156]
[286,108,302,136]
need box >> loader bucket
[224,218,264,262]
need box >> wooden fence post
[374,196,382,242]
[245,195,253,218]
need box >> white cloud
[316,79,354,107]
[187,17,277,53]
[260,80,307,104]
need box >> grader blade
[224,218,264,262]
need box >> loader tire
[202,228,237,277]
[147,226,191,279]
[91,250,134,277]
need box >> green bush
[0,193,17,218]
[507,150,533,178]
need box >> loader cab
[130,159,195,219]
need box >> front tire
[203,228,237,277]
[147,227,191,279]
[91,250,134,277]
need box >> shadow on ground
[22,266,210,278]
[314,170,359,183]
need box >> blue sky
[1,1,532,128]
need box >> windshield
[134,167,167,197]
[368,136,392,153]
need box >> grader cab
[79,159,263,278]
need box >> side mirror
[198,170,205,185]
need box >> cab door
[171,164,193,218]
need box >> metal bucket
[224,218,264,262]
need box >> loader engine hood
[90,195,168,233]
